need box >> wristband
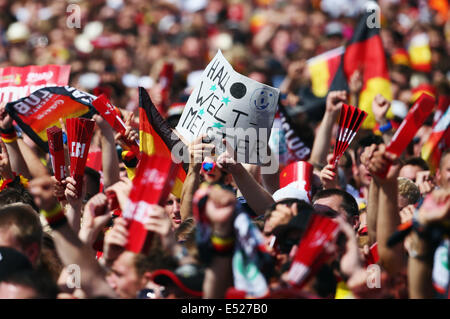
[1,130,18,144]
[40,203,67,229]
[211,234,235,253]
[379,121,392,133]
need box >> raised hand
[319,162,338,190]
[64,176,86,208]
[188,134,215,170]
[205,185,236,237]
[103,217,129,266]
[0,103,13,131]
[366,144,400,183]
[415,170,435,195]
[417,188,450,226]
[105,178,132,211]
[326,90,347,114]
[216,139,238,173]
[79,193,112,247]
[29,175,59,211]
[372,94,390,125]
[0,141,13,180]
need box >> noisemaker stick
[47,126,66,202]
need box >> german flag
[307,46,344,97]
[329,10,392,129]
[138,87,187,198]
[421,97,450,174]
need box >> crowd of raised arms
[0,0,449,299]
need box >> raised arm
[309,91,346,169]
[29,175,117,298]
[0,105,31,179]
[408,189,450,298]
[367,144,405,275]
[93,114,120,189]
[202,186,235,298]
[361,144,380,245]
[217,139,275,216]
[180,135,214,221]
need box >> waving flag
[307,46,344,98]
[421,105,450,174]
[6,86,96,151]
[138,87,187,198]
[329,9,392,129]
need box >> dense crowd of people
[0,0,449,299]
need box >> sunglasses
[201,161,216,173]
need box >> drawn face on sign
[251,88,276,111]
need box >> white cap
[391,100,408,119]
[272,186,310,204]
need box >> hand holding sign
[176,50,279,166]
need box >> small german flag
[138,87,187,198]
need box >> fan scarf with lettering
[329,10,392,129]
[331,104,367,168]
[138,87,187,198]
[5,86,96,152]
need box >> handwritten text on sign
[176,50,280,165]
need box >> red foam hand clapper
[47,126,66,202]
[92,94,140,156]
[280,161,313,200]
[66,118,95,197]
[287,214,340,289]
[123,153,180,254]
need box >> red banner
[0,65,70,103]
[123,153,180,254]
